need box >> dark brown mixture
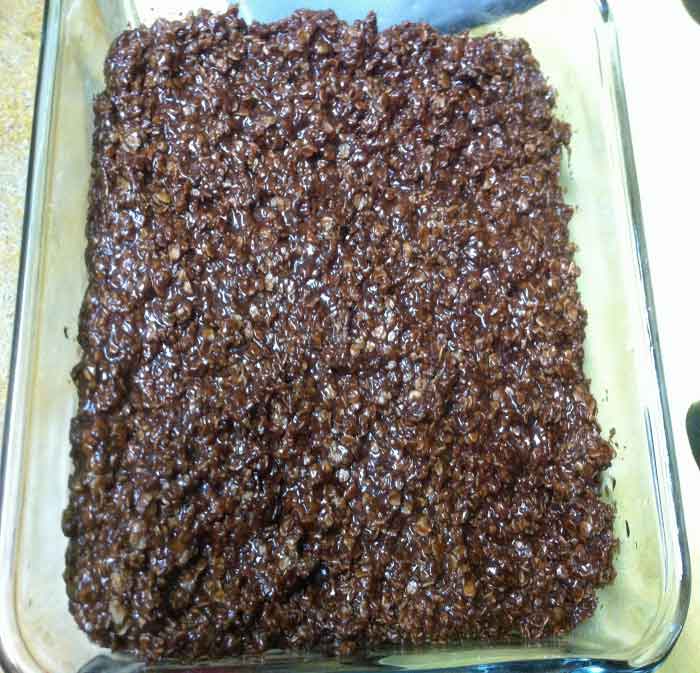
[63,7,617,661]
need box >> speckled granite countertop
[0,2,696,672]
[0,2,42,435]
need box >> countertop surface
[0,1,697,671]
[0,2,42,416]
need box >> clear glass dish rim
[0,1,690,672]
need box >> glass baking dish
[0,0,690,672]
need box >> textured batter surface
[63,8,617,661]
